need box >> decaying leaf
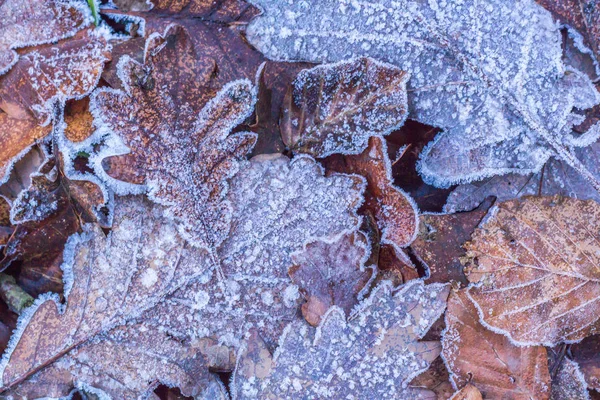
[445,142,600,213]
[442,289,551,399]
[289,231,375,326]
[143,154,366,348]
[0,196,228,397]
[450,384,484,400]
[550,356,590,400]
[0,0,93,75]
[280,57,409,157]
[0,28,111,122]
[410,357,455,400]
[89,24,258,249]
[465,195,600,346]
[325,136,419,250]
[232,279,450,399]
[572,335,600,391]
[246,0,600,189]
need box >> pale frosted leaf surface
[0,196,220,396]
[232,279,449,399]
[442,289,550,399]
[247,0,600,186]
[90,25,257,250]
[324,136,419,249]
[550,357,590,400]
[445,142,600,213]
[281,57,408,157]
[143,154,365,348]
[464,196,600,346]
[0,29,111,122]
[289,231,375,326]
[0,0,93,75]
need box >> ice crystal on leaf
[246,0,600,189]
[464,195,600,346]
[232,279,450,399]
[0,0,93,76]
[280,57,409,157]
[143,154,366,348]
[89,25,258,250]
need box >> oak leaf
[280,57,409,157]
[232,279,450,399]
[464,195,600,345]
[289,231,375,326]
[143,154,366,348]
[442,289,551,399]
[246,0,600,189]
[89,25,259,249]
[0,0,93,76]
[325,136,419,250]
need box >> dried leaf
[0,28,110,122]
[246,0,600,189]
[89,25,259,249]
[550,357,590,400]
[465,195,600,346]
[572,335,600,391]
[410,357,455,400]
[280,57,408,157]
[442,289,551,399]
[445,142,600,213]
[0,0,93,75]
[325,136,419,250]
[289,231,375,326]
[450,384,484,400]
[111,0,259,22]
[0,196,228,397]
[143,154,366,348]
[232,279,450,399]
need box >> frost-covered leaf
[232,279,450,399]
[247,0,600,188]
[0,196,230,397]
[442,289,551,399]
[143,154,366,348]
[110,0,259,22]
[90,25,259,249]
[445,142,600,213]
[411,199,493,285]
[325,136,419,249]
[464,195,600,346]
[0,0,93,76]
[289,231,375,326]
[280,57,408,157]
[571,335,600,391]
[550,356,590,400]
[450,384,484,400]
[0,28,110,122]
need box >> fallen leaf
[450,384,484,400]
[411,198,494,285]
[142,154,365,348]
[110,0,259,22]
[246,0,600,189]
[442,289,551,399]
[571,335,600,391]
[289,231,375,326]
[464,195,600,346]
[377,243,420,284]
[410,357,456,400]
[89,25,259,249]
[0,0,93,75]
[232,279,450,399]
[0,28,111,122]
[549,356,590,400]
[280,57,409,157]
[324,136,419,250]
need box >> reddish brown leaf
[549,355,590,400]
[289,231,375,326]
[465,196,600,346]
[280,57,409,157]
[450,384,484,400]
[442,289,551,399]
[324,136,418,251]
[63,98,94,143]
[377,244,420,284]
[0,0,93,75]
[410,357,455,400]
[572,335,600,391]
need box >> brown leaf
[465,196,600,346]
[411,198,494,285]
[324,136,419,249]
[450,384,484,400]
[572,335,600,391]
[232,280,449,399]
[280,57,409,157]
[442,289,551,399]
[0,28,110,122]
[410,357,455,400]
[63,98,94,143]
[549,355,590,400]
[289,231,375,326]
[90,25,260,249]
[377,243,420,285]
[111,0,259,22]
[0,0,93,75]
